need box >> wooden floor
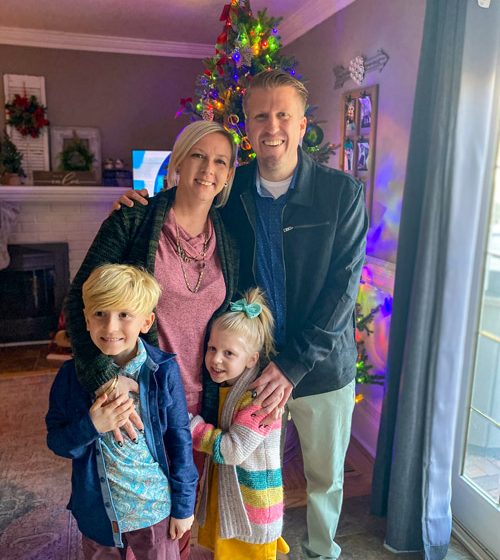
[0,342,60,374]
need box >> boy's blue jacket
[46,340,198,547]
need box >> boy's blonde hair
[82,264,161,317]
[243,68,309,117]
[212,288,275,360]
[166,120,238,208]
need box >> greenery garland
[5,94,49,138]
[59,134,95,172]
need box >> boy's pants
[82,517,180,560]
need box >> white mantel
[0,185,130,279]
[0,185,129,203]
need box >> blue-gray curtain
[370,1,468,559]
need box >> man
[221,70,368,559]
[115,69,368,559]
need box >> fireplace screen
[0,244,69,343]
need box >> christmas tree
[355,302,386,386]
[176,0,337,165]
[0,130,24,176]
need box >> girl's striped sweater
[190,366,284,544]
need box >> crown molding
[0,26,214,59]
[280,0,357,46]
[0,1,358,58]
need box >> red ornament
[219,4,231,23]
[216,30,228,45]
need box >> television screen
[132,150,172,197]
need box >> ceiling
[0,0,356,58]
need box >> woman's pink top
[154,209,225,413]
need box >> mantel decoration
[59,131,95,172]
[333,49,389,89]
[0,130,25,185]
[50,126,101,183]
[4,93,49,138]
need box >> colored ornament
[303,122,324,148]
[241,137,252,151]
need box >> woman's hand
[169,515,194,540]
[111,188,149,212]
[95,376,144,445]
[89,392,134,434]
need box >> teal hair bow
[230,298,262,319]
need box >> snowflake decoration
[349,56,365,85]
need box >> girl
[190,288,289,559]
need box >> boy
[46,264,197,559]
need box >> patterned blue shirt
[100,339,171,532]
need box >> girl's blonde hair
[212,288,275,360]
[83,264,161,317]
[166,120,238,208]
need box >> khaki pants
[287,381,356,559]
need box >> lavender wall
[284,0,426,263]
[0,45,201,166]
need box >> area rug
[0,371,83,560]
[0,371,360,560]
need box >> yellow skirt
[198,463,289,560]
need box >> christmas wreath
[5,93,49,138]
[59,133,95,172]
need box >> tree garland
[5,94,49,138]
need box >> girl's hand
[169,515,194,540]
[95,376,144,445]
[89,393,134,434]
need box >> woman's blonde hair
[166,120,238,208]
[83,264,161,317]
[212,288,275,360]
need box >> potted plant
[0,131,25,185]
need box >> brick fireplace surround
[0,185,129,280]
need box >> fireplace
[0,243,69,343]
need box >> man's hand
[89,392,134,433]
[111,188,149,212]
[169,515,194,540]
[95,376,144,445]
[250,362,292,426]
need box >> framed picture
[339,84,378,218]
[357,139,369,171]
[345,97,357,136]
[343,139,355,173]
[50,126,102,182]
[359,94,372,129]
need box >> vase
[0,173,22,186]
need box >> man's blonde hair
[243,69,309,117]
[166,120,238,208]
[83,264,161,317]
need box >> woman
[65,120,239,559]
